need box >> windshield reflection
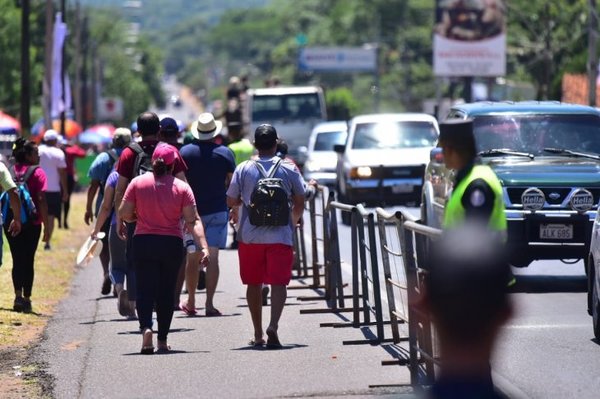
[473,114,600,155]
[352,121,438,149]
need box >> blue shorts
[184,211,229,250]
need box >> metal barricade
[376,207,442,386]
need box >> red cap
[152,143,178,165]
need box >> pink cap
[152,143,178,165]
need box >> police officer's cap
[438,119,475,148]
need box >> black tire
[592,269,600,339]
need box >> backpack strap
[128,142,145,156]
[11,165,38,184]
[106,149,119,164]
[254,157,282,178]
[128,142,149,177]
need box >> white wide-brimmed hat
[76,232,106,267]
[191,113,223,141]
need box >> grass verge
[0,192,92,398]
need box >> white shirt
[39,144,66,192]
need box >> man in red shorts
[226,124,305,348]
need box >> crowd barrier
[294,185,444,389]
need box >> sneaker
[101,276,112,295]
[262,285,269,306]
[118,290,129,317]
[13,297,24,312]
[44,243,51,251]
[22,299,32,313]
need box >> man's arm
[85,180,100,225]
[291,194,305,226]
[6,188,21,236]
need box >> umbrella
[0,111,20,134]
[78,131,113,144]
[84,124,116,139]
[32,118,83,139]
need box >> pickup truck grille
[506,187,600,208]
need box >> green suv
[422,102,600,270]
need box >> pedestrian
[89,129,135,318]
[38,129,68,250]
[118,143,209,354]
[5,138,50,313]
[85,128,132,296]
[179,113,236,317]
[226,124,305,348]
[61,138,86,229]
[424,225,512,399]
[436,119,513,285]
[114,112,188,331]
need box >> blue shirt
[180,141,236,215]
[226,156,306,245]
[87,150,120,215]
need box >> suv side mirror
[333,144,346,154]
[430,147,444,163]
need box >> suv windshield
[473,114,600,155]
[352,121,438,149]
[313,131,347,151]
[252,93,323,121]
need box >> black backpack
[0,166,39,228]
[248,159,290,226]
[128,142,153,177]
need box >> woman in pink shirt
[6,138,50,313]
[119,143,209,354]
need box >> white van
[245,86,327,166]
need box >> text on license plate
[391,184,413,194]
[539,224,573,240]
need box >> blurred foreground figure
[424,225,512,399]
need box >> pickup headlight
[350,166,372,178]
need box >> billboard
[298,47,377,72]
[433,0,506,77]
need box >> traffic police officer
[438,119,506,233]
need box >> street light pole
[20,0,31,136]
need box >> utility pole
[589,0,598,106]
[43,0,53,128]
[60,0,67,137]
[19,0,31,136]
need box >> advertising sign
[433,0,506,77]
[298,47,377,72]
[97,97,124,121]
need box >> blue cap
[160,117,179,133]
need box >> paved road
[34,224,414,398]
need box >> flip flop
[140,346,155,355]
[266,328,282,349]
[179,303,197,316]
[156,345,171,354]
[205,308,222,317]
[248,339,265,347]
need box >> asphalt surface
[33,242,414,399]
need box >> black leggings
[133,234,183,342]
[5,224,42,297]
[62,174,76,224]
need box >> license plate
[391,184,413,194]
[539,224,573,240]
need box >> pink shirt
[122,173,195,238]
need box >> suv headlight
[521,188,545,211]
[570,189,594,212]
[350,166,372,178]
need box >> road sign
[97,97,124,121]
[298,47,377,72]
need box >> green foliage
[325,87,359,120]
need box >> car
[170,94,182,107]
[303,121,348,186]
[422,101,600,273]
[335,113,439,224]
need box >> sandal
[140,329,154,355]
[248,338,265,347]
[179,302,197,316]
[205,308,222,317]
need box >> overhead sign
[97,97,124,121]
[433,0,506,77]
[298,47,377,72]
